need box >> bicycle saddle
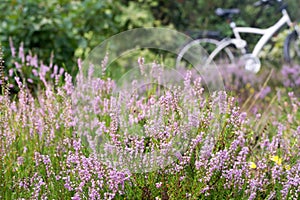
[215,8,240,17]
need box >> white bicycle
[176,0,300,73]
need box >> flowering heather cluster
[215,63,300,101]
[281,64,300,88]
[0,43,300,199]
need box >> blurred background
[0,0,299,76]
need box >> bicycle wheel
[176,38,236,69]
[284,30,300,65]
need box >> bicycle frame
[206,8,295,66]
[232,8,293,57]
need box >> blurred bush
[0,0,157,76]
[0,0,298,75]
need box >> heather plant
[281,64,300,90]
[0,40,66,96]
[212,61,300,115]
[0,42,300,200]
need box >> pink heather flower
[42,155,51,165]
[73,139,81,152]
[14,77,22,88]
[32,69,38,77]
[218,91,227,114]
[40,62,50,76]
[195,160,203,170]
[63,73,74,95]
[9,68,14,77]
[31,54,39,68]
[138,57,145,75]
[200,186,210,195]
[77,58,82,70]
[281,65,300,87]
[9,37,16,57]
[88,64,94,80]
[64,182,73,191]
[18,42,25,63]
[101,52,109,77]
[151,61,162,79]
[277,89,281,101]
[249,192,257,200]
[155,182,162,188]
[14,62,21,69]
[186,193,191,198]
[51,65,58,78]
[184,70,192,88]
[71,193,81,200]
[256,113,261,119]
[259,86,271,99]
[17,157,24,165]
[174,151,183,163]
[49,51,54,68]
[59,67,64,75]
[26,53,32,64]
[19,180,27,189]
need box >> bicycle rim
[176,38,235,69]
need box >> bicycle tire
[284,30,300,65]
[176,38,236,69]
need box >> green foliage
[0,0,157,75]
[0,0,298,75]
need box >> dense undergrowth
[0,44,299,199]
